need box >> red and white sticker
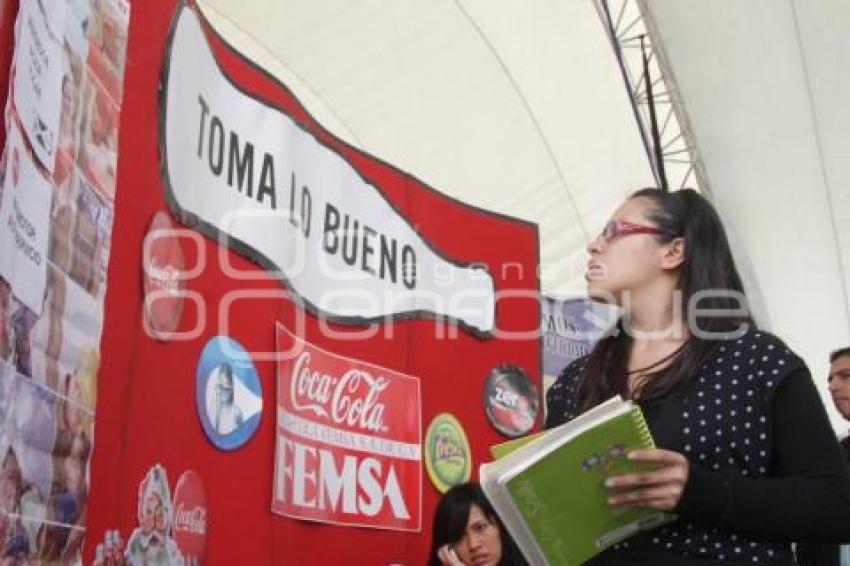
[172,469,208,565]
[272,324,422,531]
[142,211,186,339]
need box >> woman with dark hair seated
[428,481,527,566]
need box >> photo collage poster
[0,0,129,561]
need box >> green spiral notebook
[480,396,674,566]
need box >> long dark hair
[427,482,527,566]
[578,188,755,410]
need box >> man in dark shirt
[797,347,850,566]
[827,347,850,446]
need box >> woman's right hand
[437,544,465,566]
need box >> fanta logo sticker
[424,413,471,493]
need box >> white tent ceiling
[196,0,655,295]
[644,0,850,430]
[195,0,850,431]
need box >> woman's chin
[585,280,613,302]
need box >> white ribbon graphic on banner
[161,6,495,334]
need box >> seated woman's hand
[437,544,465,566]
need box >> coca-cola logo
[275,325,422,530]
[142,211,186,339]
[147,257,182,292]
[290,352,389,433]
[174,503,207,535]
[172,470,207,562]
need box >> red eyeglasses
[596,219,675,243]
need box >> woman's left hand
[605,448,689,511]
[437,544,465,566]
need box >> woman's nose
[587,235,603,255]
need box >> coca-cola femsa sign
[273,324,422,531]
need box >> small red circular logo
[172,470,207,564]
[142,211,186,339]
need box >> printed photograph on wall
[0,0,130,558]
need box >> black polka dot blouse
[546,328,850,565]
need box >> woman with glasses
[546,188,850,564]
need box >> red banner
[273,324,422,531]
[85,2,540,561]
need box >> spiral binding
[630,404,656,450]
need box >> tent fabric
[196,0,656,297]
[643,0,850,429]
[196,0,850,430]
[85,3,542,562]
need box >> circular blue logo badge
[195,336,262,450]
